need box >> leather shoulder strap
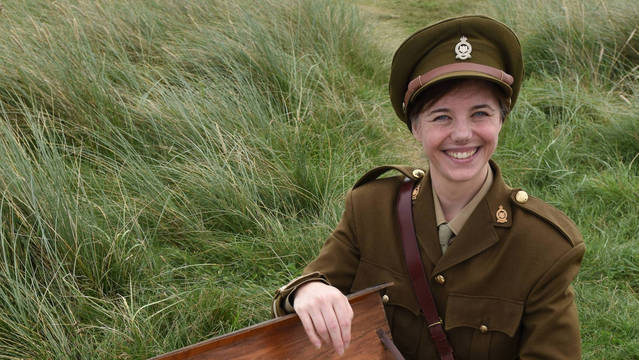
[353,165,423,189]
[397,180,454,360]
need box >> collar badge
[496,205,508,223]
[455,36,472,60]
[412,183,421,200]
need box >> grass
[0,0,637,358]
[488,0,639,357]
[0,0,394,358]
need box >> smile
[445,147,478,159]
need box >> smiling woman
[411,80,504,220]
[273,15,585,360]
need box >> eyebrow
[471,104,495,111]
[426,104,495,116]
[426,107,450,116]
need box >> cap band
[403,62,514,109]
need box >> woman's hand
[293,281,353,356]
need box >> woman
[273,15,584,359]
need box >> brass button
[435,275,446,285]
[515,190,528,204]
[479,325,488,334]
[382,294,390,304]
[412,169,425,178]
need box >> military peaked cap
[389,15,523,128]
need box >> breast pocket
[350,260,426,357]
[383,283,430,357]
[445,293,523,360]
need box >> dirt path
[352,0,483,47]
[352,3,410,53]
[348,1,429,165]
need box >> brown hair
[407,78,511,130]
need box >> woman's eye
[432,115,450,122]
[472,111,489,117]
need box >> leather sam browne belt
[397,180,455,360]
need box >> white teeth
[447,148,477,159]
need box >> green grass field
[0,0,637,358]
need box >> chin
[444,172,479,183]
[441,163,486,183]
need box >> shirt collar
[433,166,494,235]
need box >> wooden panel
[151,284,394,360]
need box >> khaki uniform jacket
[273,161,585,360]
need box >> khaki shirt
[433,167,493,253]
[273,161,584,360]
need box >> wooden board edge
[149,282,394,360]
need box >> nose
[450,118,472,143]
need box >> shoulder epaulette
[510,190,583,247]
[353,165,426,189]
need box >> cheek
[419,131,445,155]
[479,123,501,147]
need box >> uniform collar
[432,166,494,235]
[413,160,513,274]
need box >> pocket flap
[385,281,421,316]
[350,260,421,316]
[445,293,523,338]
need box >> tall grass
[0,0,393,358]
[0,0,637,358]
[486,0,639,357]
[489,0,638,92]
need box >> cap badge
[496,205,508,223]
[455,36,472,60]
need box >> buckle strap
[429,324,454,359]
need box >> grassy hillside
[489,1,639,357]
[0,0,637,358]
[0,0,395,358]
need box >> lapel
[412,174,443,267]
[413,161,513,275]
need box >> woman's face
[412,80,503,187]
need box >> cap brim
[408,71,513,106]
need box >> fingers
[293,283,354,356]
[298,311,322,349]
[317,303,345,355]
[333,297,354,349]
[309,306,341,353]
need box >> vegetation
[0,0,636,358]
[489,1,639,357]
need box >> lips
[445,147,479,160]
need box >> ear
[411,118,421,139]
